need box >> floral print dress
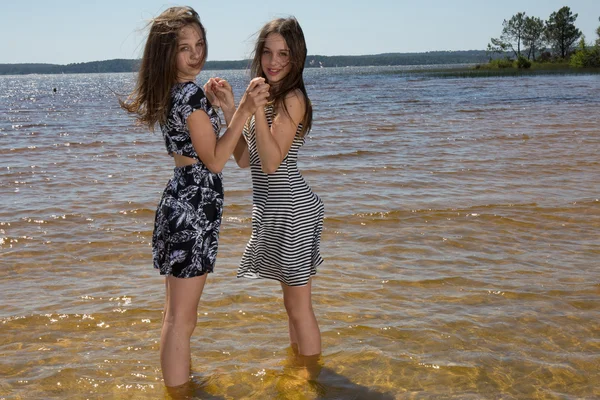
[152,82,223,278]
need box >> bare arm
[254,90,306,174]
[233,135,250,168]
[189,78,269,174]
[205,77,250,168]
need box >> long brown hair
[120,6,207,130]
[250,17,312,136]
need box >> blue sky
[2,0,599,64]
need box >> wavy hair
[120,6,207,130]
[250,17,312,136]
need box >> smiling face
[260,33,292,85]
[176,24,205,82]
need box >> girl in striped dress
[232,17,325,359]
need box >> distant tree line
[0,51,491,75]
[487,6,600,68]
[306,51,489,67]
[0,59,248,75]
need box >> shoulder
[183,82,205,102]
[179,82,209,113]
[183,82,220,132]
[280,89,306,122]
[284,89,306,109]
[172,81,197,96]
[171,82,201,106]
[174,82,208,122]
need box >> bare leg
[281,279,321,356]
[288,318,299,354]
[162,278,168,326]
[160,274,207,387]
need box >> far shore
[391,63,600,78]
[1,55,599,78]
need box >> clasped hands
[204,77,270,116]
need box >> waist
[169,155,217,174]
[172,153,199,167]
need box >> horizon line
[1,49,489,66]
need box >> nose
[190,46,202,61]
[264,53,274,66]
[269,54,282,67]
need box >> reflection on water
[162,349,397,400]
[1,68,599,398]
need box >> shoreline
[0,50,492,75]
[2,63,599,78]
[391,65,600,78]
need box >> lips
[189,61,202,69]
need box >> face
[261,33,291,84]
[176,24,205,82]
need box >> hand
[203,78,218,105]
[238,77,270,115]
[204,77,234,111]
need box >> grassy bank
[383,62,600,78]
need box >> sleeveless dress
[237,104,324,286]
[152,81,223,278]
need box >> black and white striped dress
[237,104,324,286]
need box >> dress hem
[237,272,318,287]
[236,259,323,287]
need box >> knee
[163,312,197,337]
[284,298,313,320]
